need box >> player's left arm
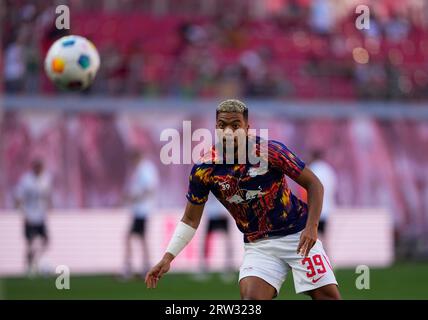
[295,167,324,257]
[267,141,324,257]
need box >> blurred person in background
[308,150,337,239]
[4,33,26,93]
[122,149,159,279]
[14,159,52,277]
[196,193,234,282]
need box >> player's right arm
[145,163,211,289]
[145,201,205,289]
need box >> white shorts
[238,231,338,295]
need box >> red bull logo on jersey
[226,186,265,204]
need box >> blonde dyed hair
[216,99,248,120]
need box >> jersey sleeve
[268,140,305,180]
[185,164,212,205]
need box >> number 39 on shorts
[301,254,327,278]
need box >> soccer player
[15,159,52,276]
[308,150,337,237]
[123,149,159,279]
[146,99,340,300]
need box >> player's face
[216,112,249,150]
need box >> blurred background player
[122,149,159,279]
[196,193,234,282]
[308,150,337,239]
[14,159,52,277]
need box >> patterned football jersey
[186,136,308,243]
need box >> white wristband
[166,221,196,257]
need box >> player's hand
[145,254,173,289]
[297,226,318,257]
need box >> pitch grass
[1,263,427,300]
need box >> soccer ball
[44,35,100,91]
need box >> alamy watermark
[355,5,370,30]
[159,121,269,170]
[55,5,70,30]
[355,265,370,290]
[55,265,70,290]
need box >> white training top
[15,171,52,225]
[127,158,159,218]
[309,160,337,221]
